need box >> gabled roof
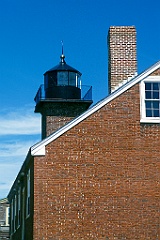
[31,61,160,156]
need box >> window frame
[140,76,160,123]
[11,199,14,234]
[17,187,21,228]
[26,169,30,218]
[14,195,16,232]
[5,206,10,226]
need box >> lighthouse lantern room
[34,46,93,139]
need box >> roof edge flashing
[31,145,45,156]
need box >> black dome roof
[44,54,81,76]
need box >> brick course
[33,83,160,239]
[150,68,160,76]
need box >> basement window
[140,76,160,123]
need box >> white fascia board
[0,198,8,203]
[31,61,160,157]
[31,145,45,156]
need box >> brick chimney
[108,26,137,93]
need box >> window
[140,77,160,123]
[14,195,17,231]
[44,72,57,89]
[145,82,160,117]
[57,71,68,85]
[11,199,14,233]
[69,72,76,86]
[18,188,21,227]
[10,197,16,233]
[69,72,81,87]
[26,169,30,217]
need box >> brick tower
[34,51,93,139]
[108,26,137,93]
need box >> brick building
[0,198,10,239]
[8,26,160,240]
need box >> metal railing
[34,84,92,104]
[81,85,92,101]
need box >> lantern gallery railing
[34,84,92,104]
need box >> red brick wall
[45,115,73,137]
[40,101,91,139]
[150,68,160,76]
[34,83,160,239]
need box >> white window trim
[140,76,160,123]
[5,206,10,226]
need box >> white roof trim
[0,198,8,203]
[31,61,160,156]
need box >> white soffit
[31,61,160,156]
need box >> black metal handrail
[34,84,92,104]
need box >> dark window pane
[69,72,76,86]
[145,101,151,109]
[145,91,151,99]
[57,71,68,85]
[153,110,159,117]
[153,101,159,109]
[44,75,48,88]
[145,83,151,90]
[153,83,159,90]
[146,109,152,117]
[153,91,159,99]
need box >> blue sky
[0,0,160,198]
